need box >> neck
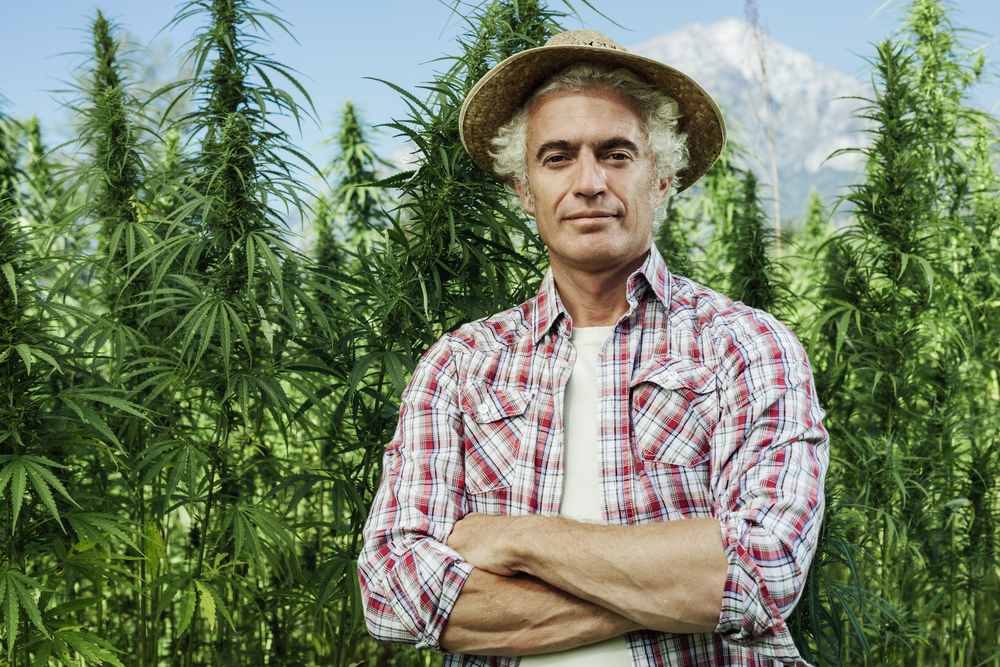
[551,251,649,327]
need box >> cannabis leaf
[0,455,78,532]
[0,569,50,659]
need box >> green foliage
[728,170,779,312]
[655,142,743,290]
[0,111,18,211]
[654,197,697,279]
[313,100,395,279]
[797,2,1000,664]
[0,1,997,666]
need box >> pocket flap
[630,359,715,394]
[461,383,532,424]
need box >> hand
[447,513,524,577]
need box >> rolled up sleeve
[358,337,472,650]
[711,317,829,665]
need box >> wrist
[606,609,644,636]
[504,514,542,575]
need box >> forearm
[456,514,727,634]
[440,569,643,656]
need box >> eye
[542,154,568,165]
[607,151,631,162]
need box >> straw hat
[460,30,726,193]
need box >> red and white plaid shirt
[359,247,828,666]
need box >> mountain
[630,17,871,223]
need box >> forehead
[524,86,648,149]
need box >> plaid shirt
[359,247,828,666]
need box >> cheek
[535,218,557,249]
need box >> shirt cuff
[715,517,811,666]
[381,541,475,651]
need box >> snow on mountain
[630,17,871,222]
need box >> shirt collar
[531,245,674,344]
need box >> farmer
[358,30,829,666]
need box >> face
[516,87,671,280]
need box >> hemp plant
[0,110,17,210]
[727,170,780,313]
[122,0,341,663]
[802,1,1000,660]
[785,190,832,320]
[297,99,397,661]
[21,117,66,233]
[654,196,697,280]
[665,142,744,290]
[313,99,395,274]
[9,13,173,664]
[72,11,155,381]
[0,186,138,665]
[813,39,943,665]
[895,2,1000,663]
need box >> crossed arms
[440,513,728,655]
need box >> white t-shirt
[520,326,632,667]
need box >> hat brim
[460,44,726,194]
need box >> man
[359,30,828,667]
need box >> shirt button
[478,404,490,415]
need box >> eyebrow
[534,136,642,161]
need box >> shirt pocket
[630,361,717,468]
[460,383,532,495]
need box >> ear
[515,179,535,214]
[652,176,673,208]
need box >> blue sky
[2,0,998,167]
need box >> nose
[572,151,607,198]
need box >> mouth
[565,211,619,224]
